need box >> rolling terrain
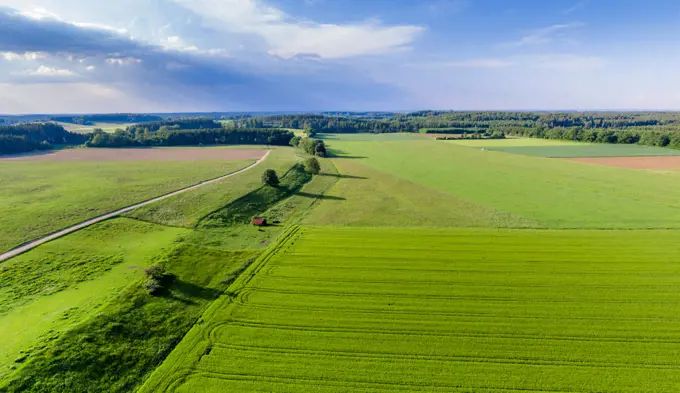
[6,134,680,392]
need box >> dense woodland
[5,112,680,155]
[0,123,87,154]
[86,127,294,147]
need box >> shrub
[143,278,163,295]
[144,265,166,280]
[262,169,280,187]
[303,157,321,175]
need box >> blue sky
[0,0,679,113]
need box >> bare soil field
[1,148,267,162]
[568,156,680,170]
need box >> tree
[314,142,327,157]
[289,136,301,147]
[262,169,280,187]
[303,157,321,175]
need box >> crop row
[152,227,680,392]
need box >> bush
[143,278,163,295]
[303,157,321,175]
[262,169,280,187]
[144,265,166,280]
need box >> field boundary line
[137,224,300,393]
[0,150,271,262]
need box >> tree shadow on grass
[295,191,346,201]
[159,276,222,305]
[319,173,368,180]
[326,149,368,160]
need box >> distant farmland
[142,226,680,392]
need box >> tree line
[502,125,680,149]
[51,114,163,125]
[85,128,294,147]
[229,112,680,135]
[0,123,87,155]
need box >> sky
[0,0,679,113]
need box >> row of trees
[85,128,295,147]
[51,114,163,125]
[0,123,87,154]
[502,126,680,148]
[229,112,680,135]
[290,136,327,156]
[126,118,222,134]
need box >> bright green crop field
[142,226,680,392]
[0,155,255,253]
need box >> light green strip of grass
[450,138,586,147]
[324,140,680,228]
[303,158,536,228]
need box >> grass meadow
[0,156,254,253]
[313,139,680,228]
[142,226,680,392]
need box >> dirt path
[0,150,272,262]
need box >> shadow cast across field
[326,149,368,160]
[294,191,346,201]
[319,173,368,180]
[160,276,223,305]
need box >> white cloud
[528,54,606,71]
[1,51,48,61]
[86,65,96,71]
[564,1,588,14]
[17,7,60,20]
[161,36,199,52]
[410,54,606,72]
[106,57,143,65]
[16,65,77,77]
[172,0,424,59]
[505,23,583,48]
[72,22,127,35]
[426,59,517,68]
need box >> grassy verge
[1,240,257,393]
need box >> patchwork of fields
[8,136,680,392]
[142,226,680,392]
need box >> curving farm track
[0,150,271,262]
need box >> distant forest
[51,114,163,125]
[4,112,680,155]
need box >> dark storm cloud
[0,7,149,56]
[0,7,403,110]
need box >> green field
[450,138,586,147]
[0,155,254,253]
[142,226,680,392]
[307,140,680,228]
[486,143,680,157]
[9,134,680,392]
[319,133,426,142]
[0,218,189,380]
